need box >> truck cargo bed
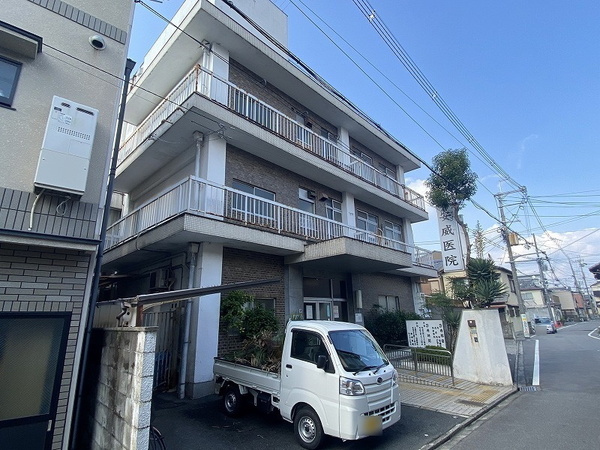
[214,357,281,395]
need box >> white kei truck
[213,320,401,449]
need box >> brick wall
[353,273,414,312]
[229,59,338,139]
[0,242,91,449]
[86,327,156,450]
[218,247,285,356]
[226,145,341,218]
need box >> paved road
[152,390,464,449]
[438,320,600,449]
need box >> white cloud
[516,134,538,170]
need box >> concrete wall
[453,309,513,386]
[87,327,156,450]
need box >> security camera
[89,35,106,50]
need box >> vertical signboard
[406,320,447,348]
[437,208,465,272]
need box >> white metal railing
[119,65,426,211]
[104,177,433,269]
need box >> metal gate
[142,302,185,390]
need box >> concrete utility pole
[495,191,527,315]
[568,258,589,320]
[533,234,555,322]
[579,260,598,316]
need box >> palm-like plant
[466,258,508,308]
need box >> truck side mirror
[316,354,327,370]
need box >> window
[0,56,22,107]
[231,180,275,222]
[247,298,275,312]
[298,188,315,213]
[325,199,342,222]
[378,295,400,312]
[291,330,330,368]
[356,210,378,233]
[383,220,404,250]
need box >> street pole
[568,258,589,320]
[578,259,597,317]
[495,190,528,335]
[533,234,555,323]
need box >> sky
[127,0,600,291]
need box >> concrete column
[285,265,304,320]
[202,42,230,104]
[342,191,356,237]
[187,242,223,398]
[338,127,351,167]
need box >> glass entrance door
[304,301,333,320]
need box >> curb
[420,385,519,449]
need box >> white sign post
[437,208,465,272]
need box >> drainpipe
[193,131,204,177]
[69,58,135,450]
[179,243,199,399]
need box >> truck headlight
[339,376,365,396]
[392,369,398,385]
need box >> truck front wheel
[294,406,324,449]
[223,385,244,417]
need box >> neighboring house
[551,288,580,320]
[100,0,436,399]
[0,1,133,448]
[591,281,600,310]
[518,275,561,323]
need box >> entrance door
[0,313,70,450]
[304,301,333,320]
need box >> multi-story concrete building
[0,1,133,448]
[101,0,436,398]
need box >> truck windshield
[329,329,389,373]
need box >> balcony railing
[105,177,433,269]
[120,65,426,211]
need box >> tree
[425,148,478,262]
[472,221,485,259]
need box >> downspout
[70,58,136,449]
[193,131,204,177]
[179,243,199,399]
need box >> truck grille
[363,402,397,424]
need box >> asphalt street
[438,320,600,449]
[151,391,465,450]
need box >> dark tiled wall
[0,242,91,449]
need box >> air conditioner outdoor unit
[34,96,99,196]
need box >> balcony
[118,65,426,212]
[104,177,433,272]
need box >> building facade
[0,1,133,448]
[101,0,436,398]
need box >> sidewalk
[397,338,521,448]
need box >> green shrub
[363,308,422,346]
[240,306,278,339]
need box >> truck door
[281,329,340,434]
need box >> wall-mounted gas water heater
[34,96,98,196]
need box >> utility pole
[533,234,555,323]
[495,190,528,335]
[578,259,597,317]
[568,258,589,320]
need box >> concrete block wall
[89,327,157,450]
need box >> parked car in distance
[535,317,557,334]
